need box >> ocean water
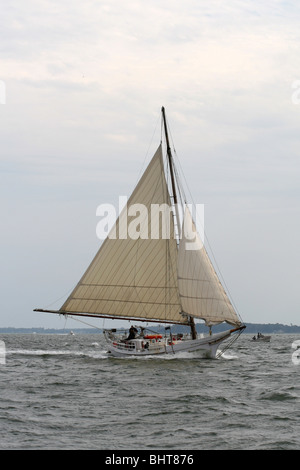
[0,333,299,450]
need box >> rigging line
[163,130,202,323]
[172,146,243,322]
[164,115,242,322]
[164,154,182,320]
[44,288,76,310]
[163,140,181,245]
[166,179,177,323]
[165,169,178,323]
[215,329,243,359]
[63,315,68,330]
[164,160,169,323]
[160,140,182,322]
[62,314,103,331]
[134,112,161,187]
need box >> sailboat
[35,107,245,358]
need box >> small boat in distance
[35,107,246,358]
[251,333,271,342]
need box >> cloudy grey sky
[1,0,300,329]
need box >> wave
[6,349,109,360]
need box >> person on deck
[126,326,138,341]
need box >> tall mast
[161,107,181,241]
[161,107,178,205]
[161,106,197,340]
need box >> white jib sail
[178,207,241,326]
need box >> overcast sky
[1,0,300,329]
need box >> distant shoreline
[1,323,300,334]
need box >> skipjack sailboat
[35,107,245,358]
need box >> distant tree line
[203,323,300,334]
[1,323,300,334]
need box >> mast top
[161,106,178,206]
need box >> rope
[215,329,243,359]
[60,314,103,332]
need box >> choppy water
[0,333,299,450]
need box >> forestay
[178,208,241,327]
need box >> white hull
[105,328,240,359]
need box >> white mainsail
[60,145,185,324]
[178,208,241,327]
